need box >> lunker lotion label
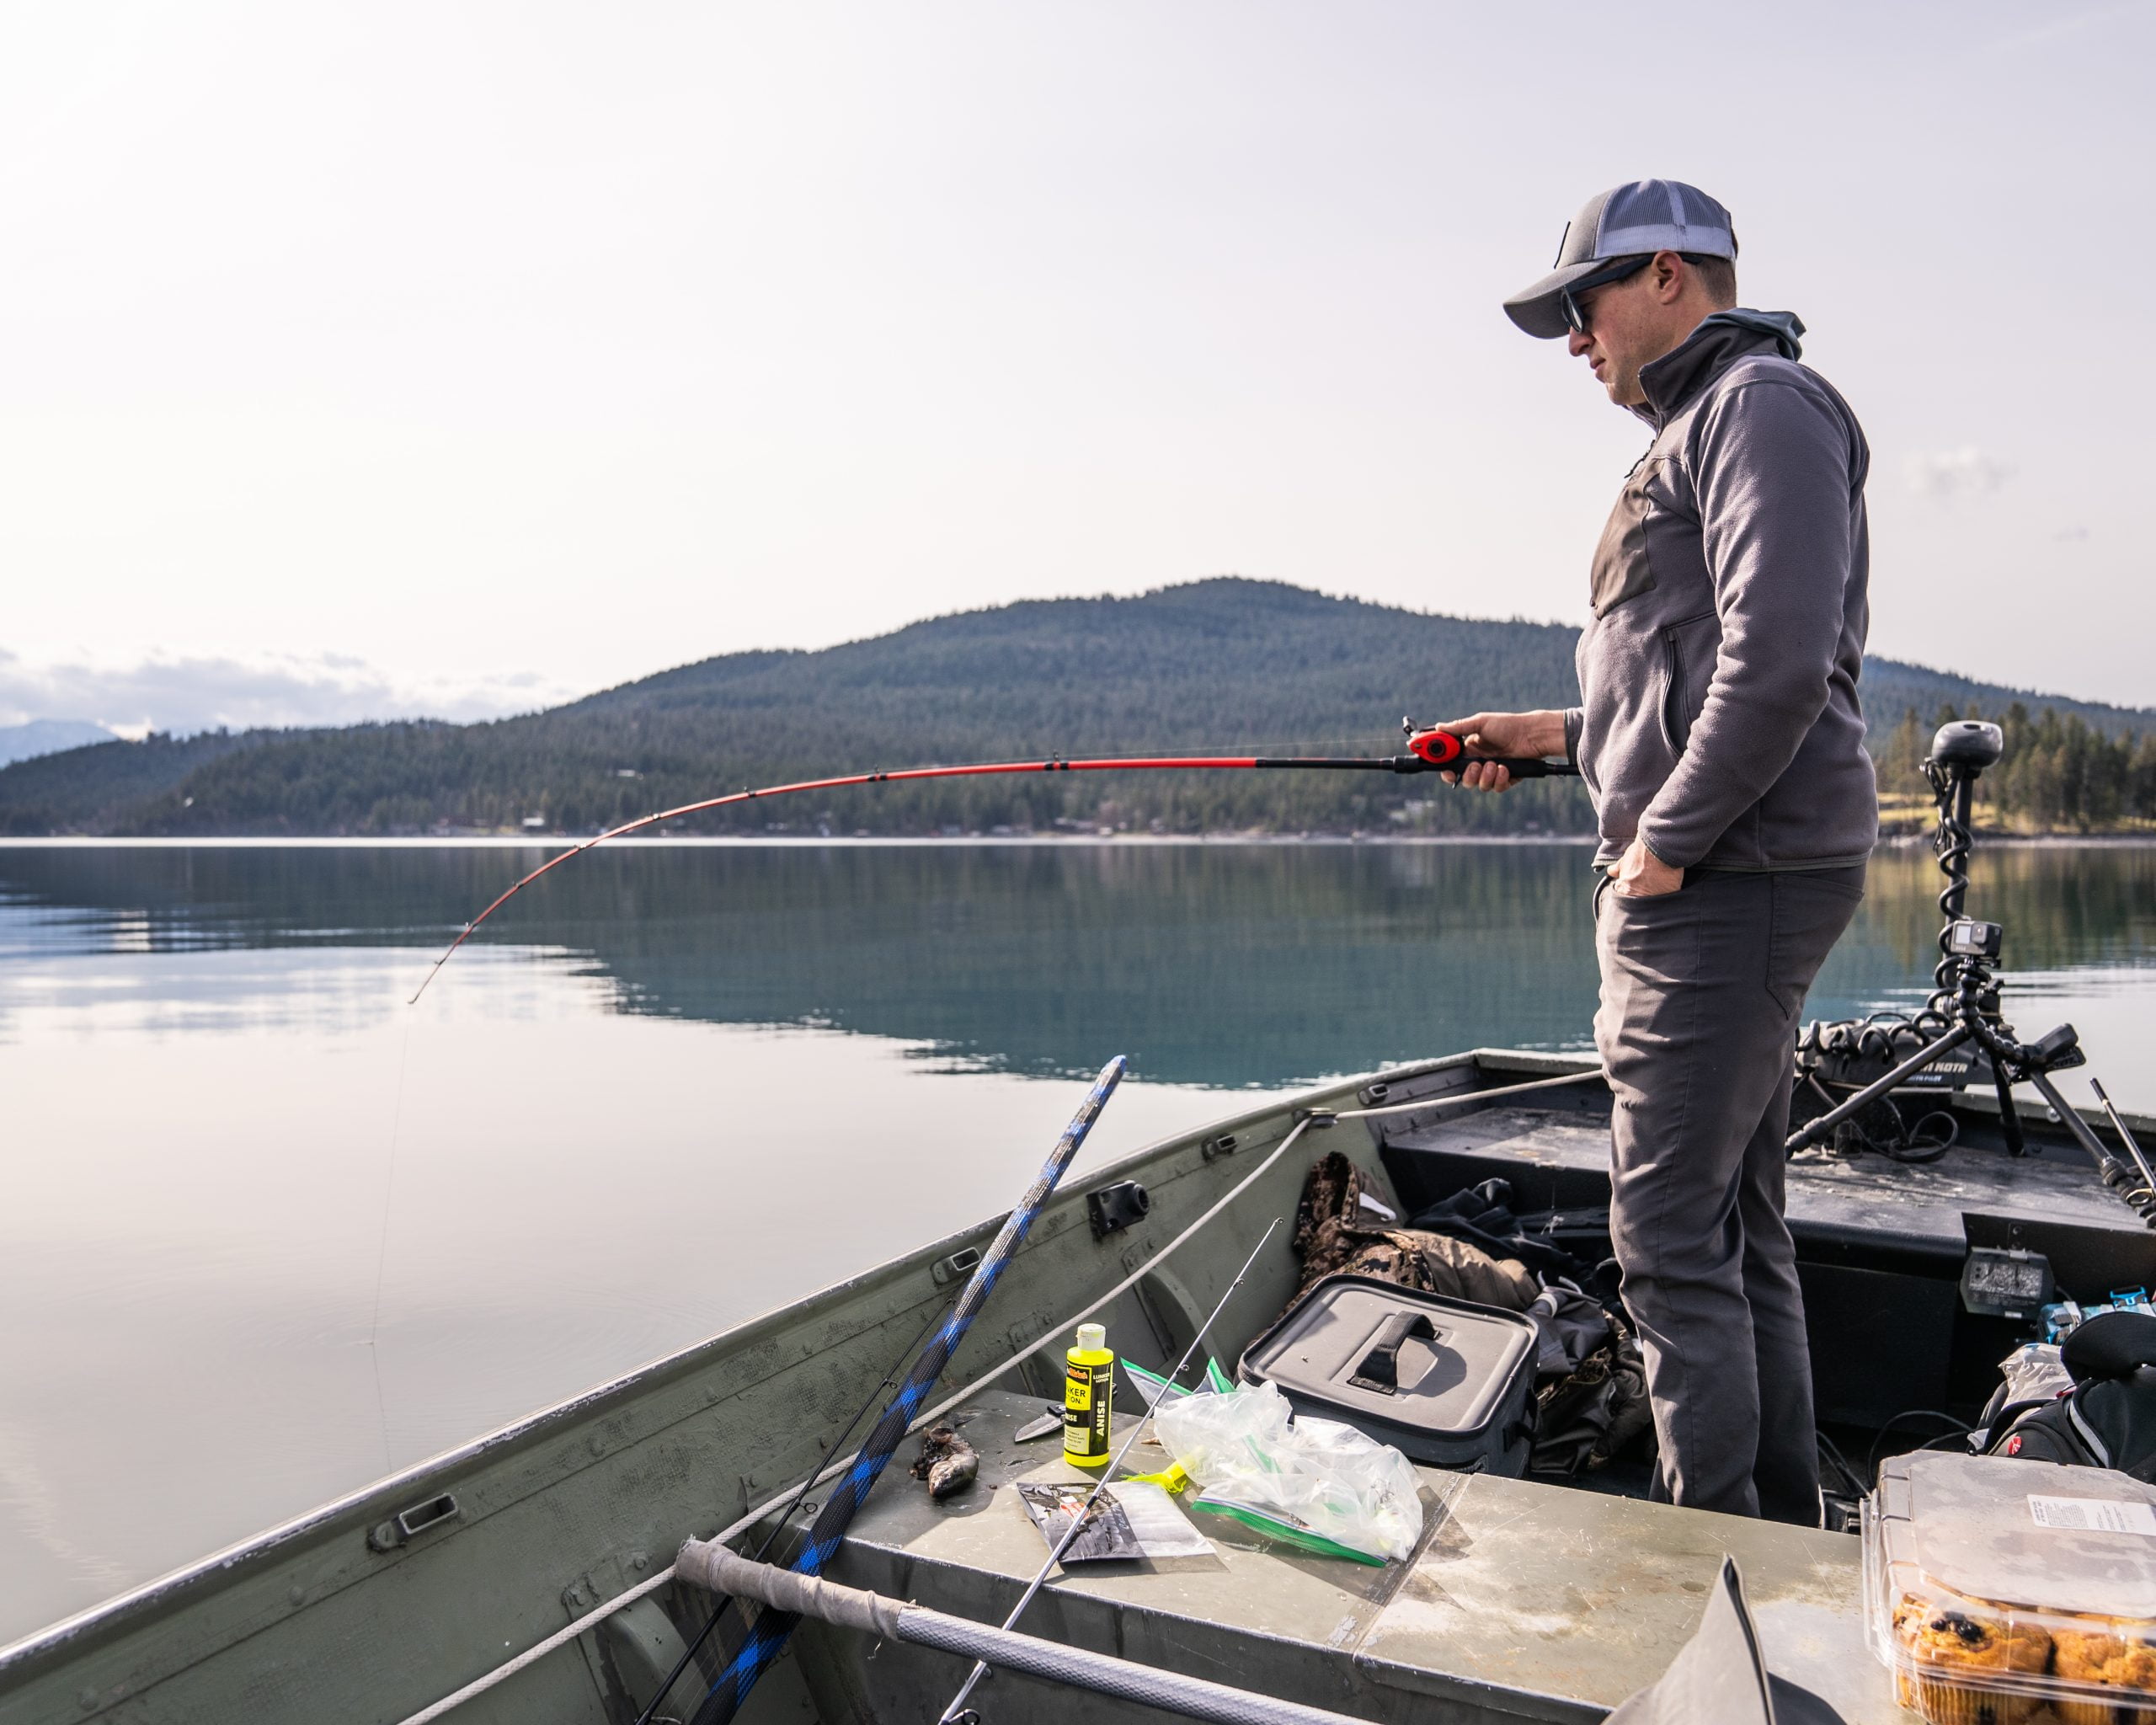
[1063,1322,1113,1466]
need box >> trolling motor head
[1929,720,2004,777]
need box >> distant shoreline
[0,830,1602,849]
[6,830,2156,851]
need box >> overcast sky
[2,1,2149,734]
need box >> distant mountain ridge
[1,579,2149,836]
[0,718,115,769]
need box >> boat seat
[791,1389,1907,1724]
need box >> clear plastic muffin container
[1865,1451,2156,1724]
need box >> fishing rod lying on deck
[408,721,1577,1001]
[686,1058,1128,1725]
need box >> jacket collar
[1630,310,1806,430]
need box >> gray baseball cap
[1504,179,1738,339]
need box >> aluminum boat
[5,1049,2150,1725]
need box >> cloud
[1905,447,2016,499]
[2054,525,2091,542]
[0,649,578,736]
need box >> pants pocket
[1765,869,1865,1020]
[1599,877,1700,990]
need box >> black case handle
[1348,1312,1438,1395]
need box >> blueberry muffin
[1892,1595,2052,1725]
[2052,1625,2156,1725]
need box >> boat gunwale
[3,1052,1561,1679]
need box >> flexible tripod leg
[1785,1023,1972,1155]
[1991,1061,2027,1156]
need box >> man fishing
[1435,179,1876,1525]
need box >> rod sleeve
[675,1541,904,1641]
[674,1541,1366,1725]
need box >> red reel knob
[1406,729,1465,767]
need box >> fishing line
[366,1007,418,1474]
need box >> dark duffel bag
[1981,1310,2156,1478]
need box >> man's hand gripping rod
[1400,718,1575,779]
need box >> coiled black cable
[1868,1409,1973,1482]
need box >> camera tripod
[1785,720,2156,1225]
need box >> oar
[690,1056,1127,1725]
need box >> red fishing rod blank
[409,737,1577,1001]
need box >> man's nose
[1567,329,1593,358]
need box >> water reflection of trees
[0,844,1602,1084]
[1,843,2148,1088]
[1854,845,2156,975]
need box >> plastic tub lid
[1885,1451,2156,1619]
[1865,1452,2156,1717]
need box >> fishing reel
[1402,718,1470,770]
[1396,715,1569,776]
[1399,718,1578,782]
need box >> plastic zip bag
[1121,1356,1237,1406]
[1996,1341,2072,1406]
[1152,1379,1423,1563]
[1016,1480,1214,1563]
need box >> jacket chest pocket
[1590,457,1665,617]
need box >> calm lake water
[3,837,2154,1643]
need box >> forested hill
[3,579,2152,836]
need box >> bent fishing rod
[409,720,1577,1001]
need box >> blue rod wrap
[695,1055,1127,1724]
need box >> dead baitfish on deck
[910,1425,979,1499]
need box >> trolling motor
[1787,722,2156,1222]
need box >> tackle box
[1863,1450,2156,1725]
[1237,1274,1538,1476]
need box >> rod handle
[1402,728,1576,778]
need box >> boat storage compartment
[1238,1273,1538,1476]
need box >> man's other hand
[1431,709,1569,791]
[1611,837,1684,897]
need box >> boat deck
[793,1390,1901,1724]
[1370,1065,2156,1435]
[1387,1101,2142,1243]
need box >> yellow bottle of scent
[1062,1322,1113,1466]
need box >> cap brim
[1502,258,1609,339]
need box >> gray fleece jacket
[1563,310,1877,871]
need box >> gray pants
[1593,864,1865,1524]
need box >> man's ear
[1649,250,1687,302]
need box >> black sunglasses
[1560,255,1655,336]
